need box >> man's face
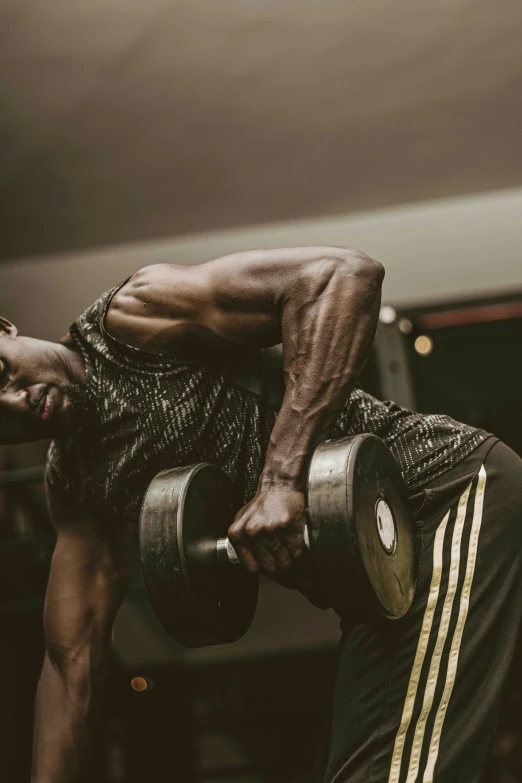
[0,320,87,444]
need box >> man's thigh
[324,441,522,783]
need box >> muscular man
[1,247,521,783]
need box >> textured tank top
[46,285,489,524]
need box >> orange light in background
[414,335,434,356]
[130,676,153,692]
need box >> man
[0,246,521,783]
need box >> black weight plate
[307,434,416,620]
[139,464,259,647]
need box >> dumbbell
[139,434,416,648]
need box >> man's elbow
[44,631,112,681]
[337,248,385,283]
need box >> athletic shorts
[322,436,522,783]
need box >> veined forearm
[261,253,383,489]
[32,654,107,783]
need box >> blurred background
[1,1,522,780]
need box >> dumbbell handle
[216,526,311,565]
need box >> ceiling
[1,0,522,260]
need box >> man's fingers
[228,501,308,577]
[229,526,278,574]
[255,543,278,575]
[264,536,293,571]
[233,530,308,575]
[232,543,259,573]
[285,529,309,561]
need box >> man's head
[0,317,87,444]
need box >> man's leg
[324,441,522,783]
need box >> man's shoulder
[104,266,205,355]
[69,281,128,347]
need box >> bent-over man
[0,247,521,782]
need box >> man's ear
[0,317,18,337]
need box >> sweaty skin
[0,246,384,783]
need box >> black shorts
[322,436,522,783]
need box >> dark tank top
[46,285,490,524]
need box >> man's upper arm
[105,255,282,353]
[105,247,381,354]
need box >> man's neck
[55,334,86,387]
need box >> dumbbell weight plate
[307,434,416,620]
[139,464,259,648]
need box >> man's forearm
[261,251,383,490]
[32,654,107,783]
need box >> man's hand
[227,484,309,583]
